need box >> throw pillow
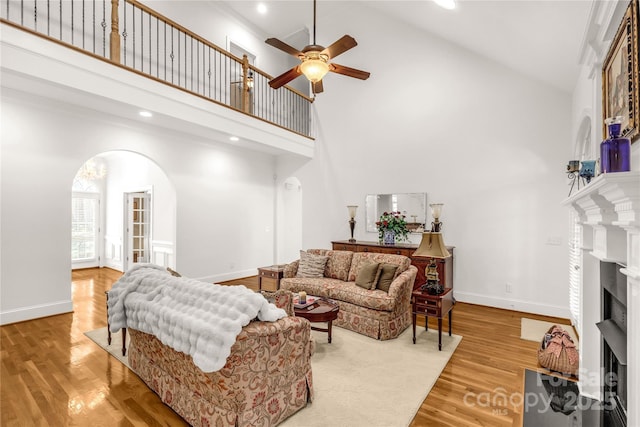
[376,263,399,292]
[355,262,381,290]
[296,250,329,278]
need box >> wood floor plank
[1,268,571,426]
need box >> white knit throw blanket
[107,264,287,372]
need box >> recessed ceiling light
[433,0,456,10]
[139,111,153,117]
[257,3,267,14]
[229,136,240,142]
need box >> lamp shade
[300,58,329,83]
[347,205,358,218]
[430,203,443,221]
[412,232,451,258]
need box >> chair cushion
[280,277,343,298]
[328,282,396,312]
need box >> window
[72,193,99,262]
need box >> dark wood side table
[412,287,455,350]
[258,265,285,291]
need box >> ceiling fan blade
[321,35,357,59]
[329,63,371,80]
[269,66,302,89]
[312,80,324,94]
[265,38,304,58]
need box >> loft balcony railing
[1,0,315,139]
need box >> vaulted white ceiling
[220,0,593,93]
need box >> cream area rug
[85,326,461,427]
[520,318,579,346]
[282,327,461,427]
[85,328,131,368]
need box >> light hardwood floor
[1,268,572,426]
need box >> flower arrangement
[376,211,409,243]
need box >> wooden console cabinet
[331,240,454,293]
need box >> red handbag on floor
[537,325,579,376]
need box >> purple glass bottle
[600,117,631,173]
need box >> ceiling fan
[265,0,370,94]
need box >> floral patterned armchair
[127,290,313,427]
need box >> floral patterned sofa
[280,249,417,340]
[127,291,314,427]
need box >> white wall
[277,3,572,317]
[0,91,279,324]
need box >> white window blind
[568,210,582,334]
[72,195,99,262]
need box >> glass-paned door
[72,193,100,265]
[126,192,151,268]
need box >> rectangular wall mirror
[365,193,427,233]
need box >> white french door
[124,191,151,271]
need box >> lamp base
[348,238,356,243]
[420,282,444,295]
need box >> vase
[600,117,631,173]
[383,230,396,245]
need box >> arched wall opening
[71,150,177,274]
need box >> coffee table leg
[438,318,442,351]
[448,311,452,336]
[328,320,333,344]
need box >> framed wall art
[602,0,639,142]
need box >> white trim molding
[455,291,570,319]
[151,240,175,269]
[0,300,73,325]
[563,171,639,425]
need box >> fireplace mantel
[563,170,639,427]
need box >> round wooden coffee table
[294,298,339,343]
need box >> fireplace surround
[563,171,639,427]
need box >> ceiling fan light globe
[300,59,329,83]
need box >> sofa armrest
[260,289,295,316]
[283,260,299,278]
[387,265,417,311]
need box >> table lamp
[347,205,358,242]
[412,203,451,294]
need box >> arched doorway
[72,151,176,273]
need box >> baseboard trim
[455,291,571,319]
[0,300,73,325]
[196,268,258,284]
